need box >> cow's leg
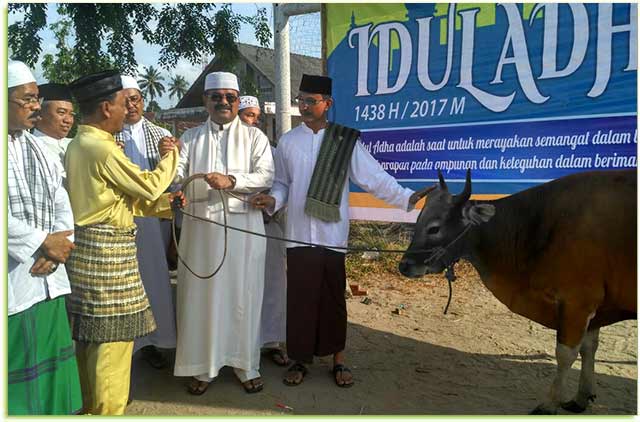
[531,341,580,414]
[561,328,600,413]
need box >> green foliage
[138,65,166,101]
[145,99,162,113]
[168,75,189,103]
[9,3,272,76]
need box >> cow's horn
[437,170,448,191]
[454,169,472,206]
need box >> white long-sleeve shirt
[8,131,75,316]
[32,128,72,178]
[270,123,414,251]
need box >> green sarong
[8,296,82,415]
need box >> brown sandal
[187,378,210,395]
[283,362,307,386]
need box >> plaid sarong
[114,118,166,169]
[66,224,156,343]
[304,123,360,222]
[8,297,82,415]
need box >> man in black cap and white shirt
[32,82,75,176]
[251,74,425,388]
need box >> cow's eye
[427,226,440,235]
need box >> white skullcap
[204,71,239,92]
[121,75,140,91]
[8,60,36,88]
[239,96,260,111]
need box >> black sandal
[283,362,307,386]
[332,364,354,388]
[242,377,264,394]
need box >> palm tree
[138,65,166,101]
[168,75,189,103]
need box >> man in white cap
[173,71,274,395]
[114,75,177,371]
[32,82,75,176]
[7,60,82,414]
[238,95,261,127]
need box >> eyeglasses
[125,94,143,106]
[9,96,43,108]
[207,93,239,104]
[294,96,327,107]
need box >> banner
[325,3,638,222]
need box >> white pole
[274,4,291,141]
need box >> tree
[9,3,271,75]
[146,100,162,113]
[138,66,166,102]
[167,75,189,103]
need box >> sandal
[187,378,210,395]
[242,377,264,394]
[283,362,307,386]
[332,364,354,388]
[270,349,290,367]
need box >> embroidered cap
[239,95,260,111]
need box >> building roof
[176,43,323,109]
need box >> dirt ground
[126,261,637,416]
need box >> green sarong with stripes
[304,122,360,222]
[8,296,82,415]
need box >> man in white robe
[115,75,177,370]
[173,72,274,395]
[239,96,288,366]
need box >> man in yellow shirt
[64,70,184,415]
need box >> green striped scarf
[305,123,360,222]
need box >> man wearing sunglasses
[251,74,424,389]
[173,72,274,396]
[32,83,75,178]
[114,75,177,373]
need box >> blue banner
[326,3,637,212]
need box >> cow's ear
[462,203,495,225]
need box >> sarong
[8,296,82,415]
[66,224,156,343]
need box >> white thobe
[121,119,177,352]
[270,123,415,250]
[173,116,274,382]
[32,128,72,178]
[8,131,74,316]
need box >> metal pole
[274,3,291,140]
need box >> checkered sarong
[66,224,156,343]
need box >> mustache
[302,111,314,116]
[28,111,41,120]
[214,104,232,111]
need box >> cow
[399,169,636,414]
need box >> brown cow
[399,169,636,414]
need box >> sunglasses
[207,93,239,104]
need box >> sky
[8,3,279,109]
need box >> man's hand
[204,172,234,190]
[116,140,125,150]
[41,230,75,263]
[250,193,275,212]
[169,190,187,209]
[409,185,437,206]
[30,256,59,275]
[159,136,180,156]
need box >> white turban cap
[239,96,260,111]
[121,75,141,91]
[8,60,36,88]
[204,71,239,92]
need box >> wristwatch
[227,174,236,190]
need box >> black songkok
[299,74,332,96]
[69,70,122,103]
[38,83,74,102]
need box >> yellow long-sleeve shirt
[65,124,178,227]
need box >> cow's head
[399,169,495,278]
